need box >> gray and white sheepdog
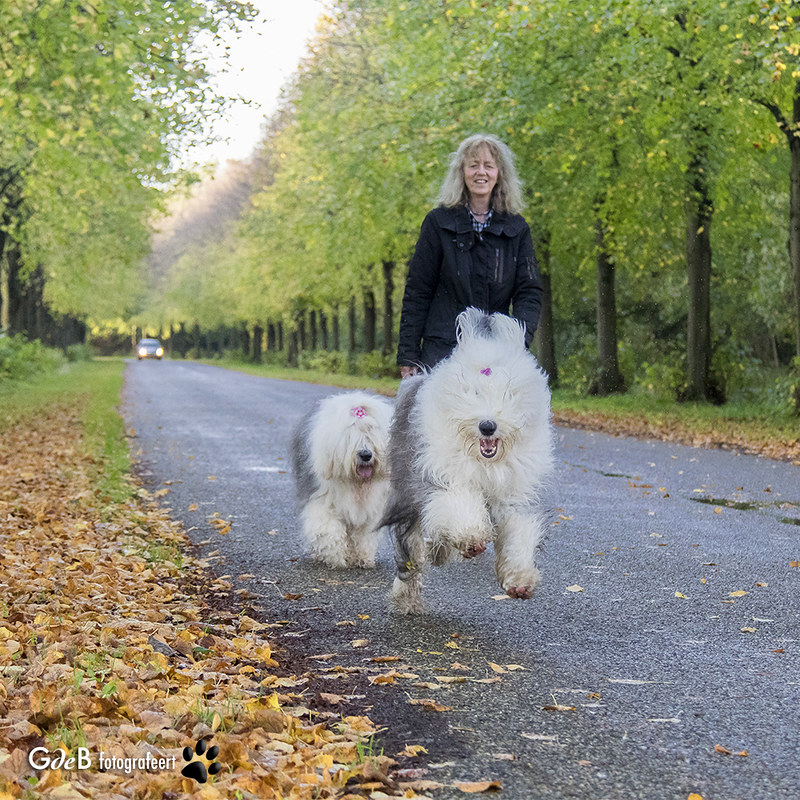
[382,308,554,613]
[291,391,393,568]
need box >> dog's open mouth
[356,464,374,480]
[479,437,498,459]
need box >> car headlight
[138,348,146,356]
[156,348,164,356]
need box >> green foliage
[772,356,800,416]
[0,0,254,323]
[0,334,64,380]
[353,351,398,379]
[61,0,800,408]
[65,343,93,363]
[297,350,352,375]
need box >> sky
[185,0,326,169]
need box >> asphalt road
[122,360,800,800]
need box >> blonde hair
[436,133,525,214]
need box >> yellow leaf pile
[0,408,415,799]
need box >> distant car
[136,338,164,360]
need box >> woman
[397,133,543,377]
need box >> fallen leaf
[409,698,452,712]
[543,703,576,712]
[566,584,585,593]
[453,780,502,793]
[715,744,732,755]
[188,503,198,511]
[729,590,748,597]
[318,692,346,705]
[488,662,507,674]
[398,744,428,757]
[351,639,369,648]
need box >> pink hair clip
[351,406,367,418]
[480,367,492,376]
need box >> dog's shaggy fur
[291,391,392,568]
[383,308,554,613]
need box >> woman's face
[463,144,498,206]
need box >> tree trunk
[252,324,263,364]
[685,159,714,402]
[320,311,329,350]
[382,260,394,357]
[348,296,357,353]
[267,322,277,351]
[533,232,557,385]
[363,287,376,352]
[592,219,626,396]
[241,323,250,358]
[298,314,307,352]
[309,310,318,350]
[287,329,299,367]
[790,83,800,357]
[332,311,340,351]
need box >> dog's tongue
[480,437,498,459]
[357,464,374,480]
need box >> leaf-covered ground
[552,407,800,466]
[0,404,421,799]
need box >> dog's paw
[311,549,349,568]
[348,555,376,569]
[390,576,424,614]
[462,542,487,559]
[500,566,541,599]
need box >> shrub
[0,334,65,380]
[297,350,351,374]
[65,343,94,363]
[632,360,686,402]
[354,351,397,379]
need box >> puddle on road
[689,496,800,526]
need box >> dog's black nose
[478,420,497,436]
[357,449,373,462]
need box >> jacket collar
[434,204,525,237]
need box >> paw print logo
[181,737,222,784]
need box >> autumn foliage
[0,405,402,799]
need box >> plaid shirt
[467,205,493,234]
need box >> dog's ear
[456,308,525,348]
[456,307,491,344]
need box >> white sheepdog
[291,391,393,568]
[382,308,554,614]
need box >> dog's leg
[301,498,349,568]
[422,488,492,558]
[390,521,426,614]
[348,524,379,568]
[492,504,547,599]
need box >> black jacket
[397,205,544,368]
